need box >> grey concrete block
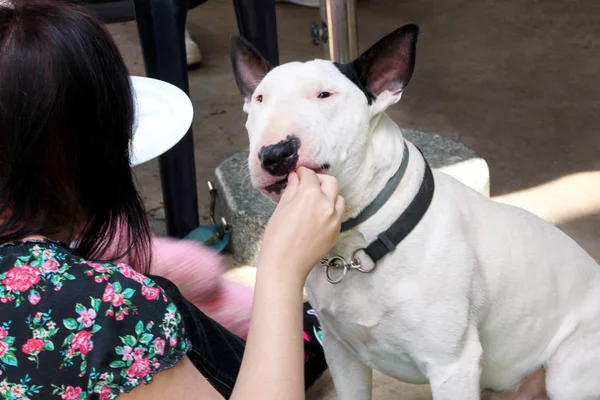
[214,130,490,266]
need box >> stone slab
[214,129,490,266]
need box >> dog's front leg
[322,327,373,400]
[426,325,483,400]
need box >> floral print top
[0,240,190,399]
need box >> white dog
[230,24,600,400]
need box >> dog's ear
[230,34,272,102]
[343,24,418,113]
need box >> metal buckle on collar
[320,248,374,284]
[207,181,231,241]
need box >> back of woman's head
[0,0,152,272]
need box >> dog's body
[305,127,600,399]
[230,25,600,399]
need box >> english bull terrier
[230,24,600,400]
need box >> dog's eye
[318,91,332,99]
[256,94,263,103]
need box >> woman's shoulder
[0,239,174,315]
[0,240,190,399]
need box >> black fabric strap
[363,157,435,264]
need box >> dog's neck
[338,113,417,220]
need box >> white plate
[129,76,194,167]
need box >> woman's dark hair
[0,0,152,273]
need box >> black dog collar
[322,148,435,283]
[362,152,434,264]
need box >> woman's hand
[258,167,345,284]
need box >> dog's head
[230,24,419,202]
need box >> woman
[0,1,344,399]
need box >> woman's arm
[121,168,344,399]
[232,168,343,400]
[230,263,306,400]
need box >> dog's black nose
[259,136,300,176]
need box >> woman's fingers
[296,167,320,187]
[280,171,299,202]
[318,174,339,202]
[292,168,343,218]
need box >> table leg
[133,0,200,238]
[231,0,279,66]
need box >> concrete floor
[107,0,600,397]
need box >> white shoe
[276,0,320,8]
[185,28,202,66]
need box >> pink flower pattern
[0,240,189,399]
[76,309,96,329]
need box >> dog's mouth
[263,163,330,195]
[265,177,289,194]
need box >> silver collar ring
[322,249,376,284]
[353,248,376,273]
[324,256,348,284]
